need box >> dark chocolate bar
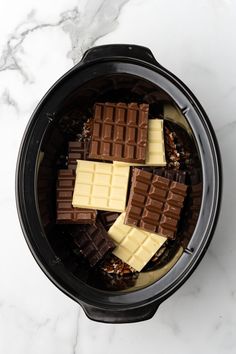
[67,141,90,169]
[89,102,149,163]
[125,168,188,239]
[137,167,187,184]
[73,221,115,267]
[56,169,97,224]
[98,211,120,231]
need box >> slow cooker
[16,44,222,323]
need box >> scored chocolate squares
[98,211,120,231]
[56,169,97,224]
[67,141,90,169]
[73,221,115,267]
[142,167,187,184]
[114,119,166,167]
[89,102,149,163]
[108,213,166,272]
[72,160,130,212]
[124,168,188,239]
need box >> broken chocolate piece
[108,213,166,272]
[73,221,115,267]
[150,167,187,184]
[98,211,120,231]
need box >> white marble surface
[0,0,235,353]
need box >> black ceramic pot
[16,44,222,323]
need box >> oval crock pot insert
[36,73,202,292]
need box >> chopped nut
[99,254,136,275]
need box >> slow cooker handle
[81,44,160,66]
[82,302,160,323]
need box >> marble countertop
[0,0,235,353]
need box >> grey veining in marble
[0,0,129,81]
[63,0,129,63]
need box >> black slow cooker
[16,44,222,323]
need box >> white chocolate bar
[72,160,130,212]
[108,213,167,272]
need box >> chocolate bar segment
[57,169,97,224]
[67,141,90,169]
[108,213,166,272]
[73,221,115,267]
[114,119,166,166]
[89,102,149,163]
[125,168,188,239]
[147,167,187,184]
[98,211,120,231]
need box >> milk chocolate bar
[125,168,188,239]
[114,119,166,166]
[57,169,96,224]
[89,102,148,163]
[67,141,90,169]
[73,221,115,267]
[98,211,120,231]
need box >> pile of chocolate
[56,102,201,290]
